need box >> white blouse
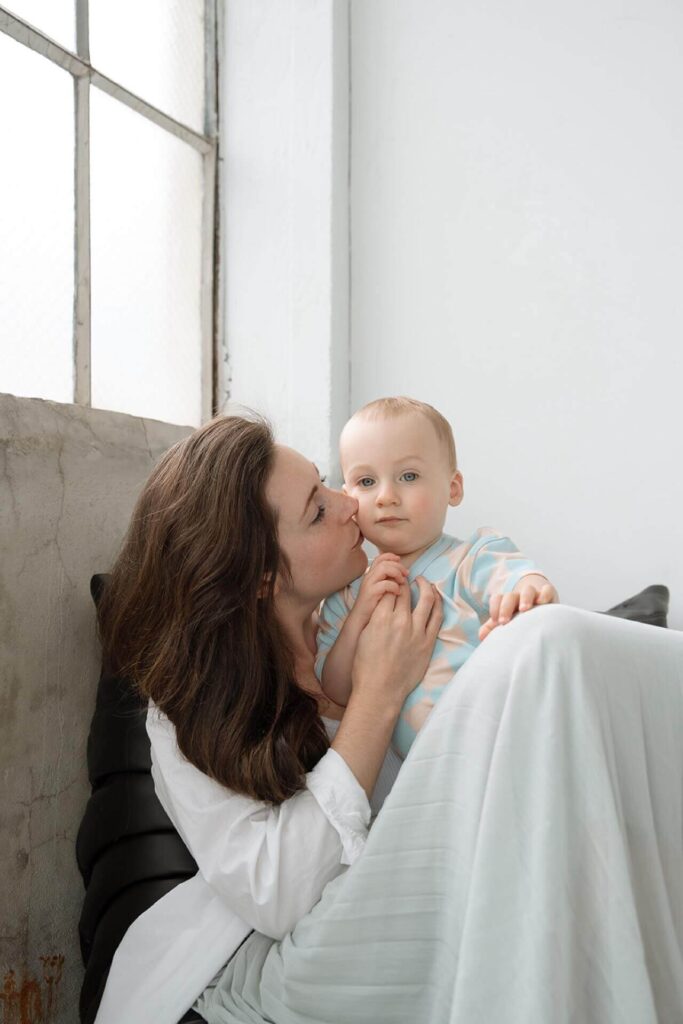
[94,705,402,1024]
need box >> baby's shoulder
[453,525,512,555]
[439,527,511,577]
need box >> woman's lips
[352,529,364,548]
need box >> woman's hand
[351,576,443,709]
[349,553,409,631]
[478,578,559,642]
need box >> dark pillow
[602,584,669,629]
[76,574,204,1024]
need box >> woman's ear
[257,572,281,599]
[449,471,464,507]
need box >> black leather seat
[76,574,205,1024]
[76,574,669,1023]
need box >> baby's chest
[437,588,483,641]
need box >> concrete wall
[350,0,683,627]
[0,393,191,1022]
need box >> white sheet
[198,604,683,1023]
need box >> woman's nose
[339,492,358,519]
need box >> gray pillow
[602,584,669,628]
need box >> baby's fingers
[518,584,539,612]
[367,555,409,582]
[478,617,496,642]
[496,592,520,624]
[537,583,558,604]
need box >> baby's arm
[460,530,559,642]
[320,554,409,707]
[320,612,367,707]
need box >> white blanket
[198,604,683,1023]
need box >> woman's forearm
[330,689,401,800]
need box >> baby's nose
[377,483,398,504]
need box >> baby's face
[340,412,463,560]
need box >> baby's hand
[351,553,410,630]
[478,579,559,642]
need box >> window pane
[0,35,74,404]
[90,89,203,427]
[90,0,205,131]
[3,0,75,50]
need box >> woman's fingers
[392,572,412,618]
[425,584,443,636]
[411,576,435,628]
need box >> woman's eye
[358,478,374,488]
[312,504,326,524]
[401,472,418,482]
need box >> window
[0,1,221,426]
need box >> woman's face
[266,444,368,605]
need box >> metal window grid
[0,1,222,422]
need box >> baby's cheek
[354,500,378,535]
[411,492,438,518]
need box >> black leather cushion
[76,574,670,1023]
[76,574,205,1024]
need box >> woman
[95,413,683,1024]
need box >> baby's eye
[400,471,419,482]
[312,504,326,524]
[358,477,375,488]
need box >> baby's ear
[449,471,464,507]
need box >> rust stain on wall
[0,955,64,1024]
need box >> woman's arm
[148,705,374,941]
[147,579,442,943]
[333,577,444,797]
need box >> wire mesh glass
[90,88,204,427]
[89,0,205,132]
[0,34,74,404]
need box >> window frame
[0,0,223,422]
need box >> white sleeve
[147,704,371,942]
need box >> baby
[315,396,559,759]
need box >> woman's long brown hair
[97,413,329,805]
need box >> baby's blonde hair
[344,396,458,472]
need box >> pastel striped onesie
[315,526,546,758]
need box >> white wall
[350,0,683,626]
[221,0,350,481]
